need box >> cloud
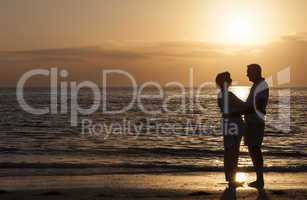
[281,32,307,42]
[0,36,307,87]
[1,46,148,63]
[0,42,231,70]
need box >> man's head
[247,64,262,83]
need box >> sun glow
[230,86,250,101]
[226,16,256,44]
[236,172,248,183]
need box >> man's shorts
[244,121,265,147]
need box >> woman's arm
[222,92,248,117]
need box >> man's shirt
[245,78,269,123]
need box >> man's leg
[248,145,264,187]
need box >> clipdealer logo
[16,68,211,126]
[16,67,291,137]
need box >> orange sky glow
[0,0,306,86]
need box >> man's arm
[224,88,269,117]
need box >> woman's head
[215,72,232,89]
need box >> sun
[226,16,256,44]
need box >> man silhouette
[244,64,269,189]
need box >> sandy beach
[0,172,306,199]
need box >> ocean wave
[0,147,306,158]
[0,162,306,175]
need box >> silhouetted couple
[216,64,269,190]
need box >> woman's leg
[224,147,231,182]
[224,147,236,183]
[224,135,242,184]
[225,145,239,184]
[232,142,241,181]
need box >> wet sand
[0,172,306,199]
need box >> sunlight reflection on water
[230,86,250,101]
[236,172,248,183]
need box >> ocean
[0,87,306,176]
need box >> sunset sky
[0,0,307,87]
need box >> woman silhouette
[216,72,246,188]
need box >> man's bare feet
[248,180,264,189]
